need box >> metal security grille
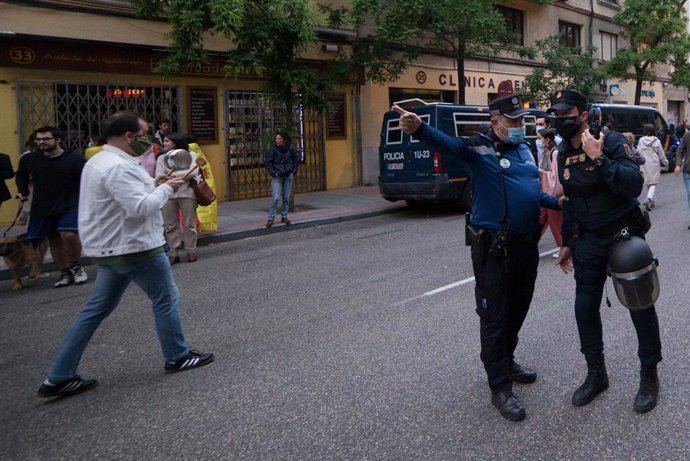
[225,90,325,200]
[16,81,180,152]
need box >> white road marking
[395,247,560,305]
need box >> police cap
[548,89,587,113]
[488,94,529,119]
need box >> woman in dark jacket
[264,131,300,227]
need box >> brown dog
[0,235,48,290]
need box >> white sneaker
[54,272,74,288]
[71,266,88,284]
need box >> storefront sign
[464,76,527,91]
[187,87,217,143]
[438,74,457,86]
[641,89,656,98]
[0,36,361,83]
[327,94,347,139]
[0,36,231,77]
[609,84,625,96]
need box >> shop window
[224,90,325,200]
[496,6,524,46]
[16,81,180,152]
[559,21,581,49]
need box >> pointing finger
[391,105,407,116]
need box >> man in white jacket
[38,112,214,399]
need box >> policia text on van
[378,99,544,209]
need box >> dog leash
[2,202,24,238]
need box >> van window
[654,113,668,134]
[453,112,490,137]
[386,119,403,145]
[629,112,648,134]
[410,115,431,143]
[524,115,537,138]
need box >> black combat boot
[633,365,659,414]
[491,391,526,421]
[572,354,609,406]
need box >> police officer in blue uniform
[551,90,662,413]
[393,95,562,422]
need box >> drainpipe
[354,86,363,185]
[589,0,594,48]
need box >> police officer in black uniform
[551,90,662,413]
[393,95,562,422]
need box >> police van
[378,99,544,209]
[589,103,670,148]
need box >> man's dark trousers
[471,233,539,393]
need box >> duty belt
[478,229,536,244]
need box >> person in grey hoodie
[637,124,668,211]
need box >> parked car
[378,99,544,210]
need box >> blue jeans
[684,172,690,213]
[48,252,190,381]
[267,174,293,220]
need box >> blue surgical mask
[535,139,544,150]
[506,126,525,144]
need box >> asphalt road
[2,173,690,460]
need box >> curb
[0,206,406,283]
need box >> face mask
[506,126,525,144]
[129,136,152,156]
[498,121,525,144]
[554,116,581,140]
[535,139,544,151]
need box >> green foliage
[348,0,552,102]
[604,0,690,103]
[130,0,168,18]
[134,0,335,121]
[519,35,606,108]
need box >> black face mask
[553,116,581,140]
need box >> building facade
[1,0,688,224]
[357,0,689,184]
[0,0,362,225]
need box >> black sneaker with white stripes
[37,375,98,398]
[165,350,214,373]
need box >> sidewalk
[0,185,406,281]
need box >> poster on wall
[327,94,347,139]
[188,87,217,143]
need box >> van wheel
[405,199,424,209]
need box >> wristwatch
[593,155,607,167]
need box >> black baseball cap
[488,94,529,119]
[548,89,587,113]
